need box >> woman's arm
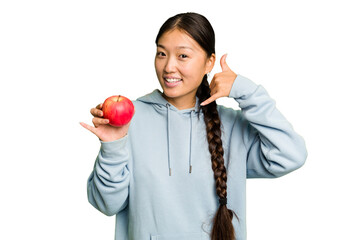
[87,134,131,215]
[229,74,308,178]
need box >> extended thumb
[221,53,230,71]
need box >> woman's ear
[205,53,216,74]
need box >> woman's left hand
[200,54,238,106]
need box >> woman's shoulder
[217,104,242,123]
[216,104,247,146]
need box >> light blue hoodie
[87,74,307,240]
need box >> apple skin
[102,95,135,127]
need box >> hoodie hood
[136,89,202,176]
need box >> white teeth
[165,78,182,82]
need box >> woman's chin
[162,91,178,99]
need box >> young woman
[80,12,307,240]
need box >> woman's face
[155,28,215,109]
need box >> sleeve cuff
[99,134,129,156]
[229,74,259,99]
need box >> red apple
[102,95,135,127]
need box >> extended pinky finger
[79,122,97,135]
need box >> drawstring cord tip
[189,165,192,173]
[169,168,172,176]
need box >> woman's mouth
[164,78,182,87]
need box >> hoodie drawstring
[166,103,172,176]
[189,110,193,173]
[166,103,195,176]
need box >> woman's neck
[162,92,196,110]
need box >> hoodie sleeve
[228,74,308,178]
[87,134,130,216]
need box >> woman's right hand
[80,103,133,142]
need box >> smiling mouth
[164,78,182,83]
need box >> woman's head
[155,12,239,240]
[154,13,215,109]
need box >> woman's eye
[156,52,187,58]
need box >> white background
[1,0,359,239]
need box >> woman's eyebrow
[157,44,194,51]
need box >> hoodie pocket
[150,232,205,240]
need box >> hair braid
[197,74,239,240]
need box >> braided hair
[155,12,239,240]
[196,74,239,240]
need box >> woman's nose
[164,57,177,73]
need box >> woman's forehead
[157,44,194,52]
[157,29,201,52]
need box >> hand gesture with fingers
[80,103,132,142]
[200,54,237,106]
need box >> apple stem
[117,95,121,102]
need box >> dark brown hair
[155,12,239,240]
